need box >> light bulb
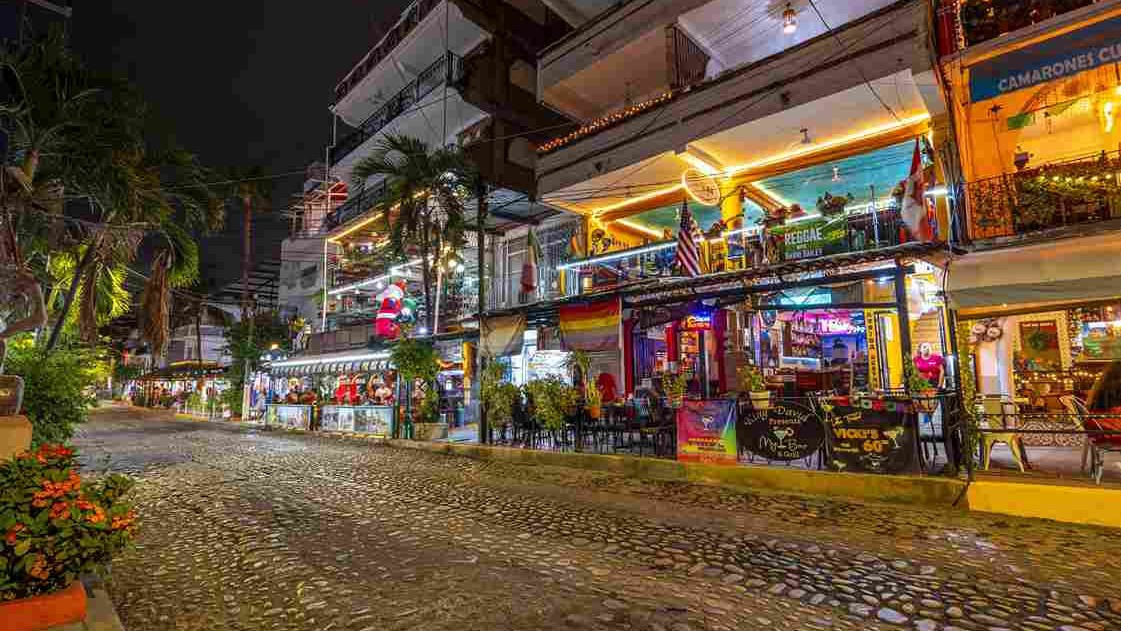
[782,3,797,34]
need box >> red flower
[27,555,50,580]
[5,523,24,545]
[76,498,95,511]
[50,501,71,520]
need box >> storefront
[264,351,396,436]
[129,362,230,417]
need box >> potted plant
[738,365,771,411]
[585,381,603,420]
[662,372,687,409]
[480,360,520,431]
[525,377,578,433]
[905,365,938,413]
[389,338,443,440]
[1,444,137,631]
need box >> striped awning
[267,358,392,377]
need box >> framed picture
[1019,320,1061,371]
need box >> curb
[46,575,124,631]
[386,439,967,508]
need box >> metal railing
[331,52,465,167]
[334,0,442,103]
[953,0,1095,50]
[965,150,1121,241]
[323,179,391,232]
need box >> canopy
[947,233,1121,316]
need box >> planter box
[0,581,87,631]
[0,415,33,461]
[413,422,449,441]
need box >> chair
[977,396,1026,472]
[1063,395,1121,484]
[1059,395,1092,473]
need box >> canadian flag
[901,139,934,242]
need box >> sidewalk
[48,575,124,631]
[389,439,1121,529]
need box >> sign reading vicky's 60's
[969,14,1121,102]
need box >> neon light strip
[270,351,391,368]
[556,226,763,270]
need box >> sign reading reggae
[676,399,738,465]
[770,217,847,261]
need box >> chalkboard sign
[741,399,825,461]
[827,405,915,474]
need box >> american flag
[675,200,702,277]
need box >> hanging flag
[1006,112,1035,130]
[901,139,934,242]
[675,200,702,276]
[559,298,621,352]
[521,228,542,294]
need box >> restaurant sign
[681,312,713,331]
[969,13,1121,102]
[741,399,825,461]
[676,399,738,465]
[827,404,915,474]
[770,217,847,261]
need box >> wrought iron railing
[965,150,1121,241]
[950,0,1095,51]
[334,0,442,103]
[323,179,391,232]
[331,52,465,167]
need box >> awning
[947,233,1121,316]
[266,350,393,377]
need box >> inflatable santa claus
[374,279,408,340]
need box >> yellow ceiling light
[613,218,666,239]
[751,181,794,208]
[327,211,385,243]
[724,113,931,177]
[581,183,684,217]
[675,149,721,175]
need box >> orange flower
[85,506,106,524]
[50,501,71,520]
[32,497,50,508]
[111,510,138,531]
[76,498,95,511]
[5,524,24,545]
[28,555,50,580]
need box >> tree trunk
[241,195,252,314]
[45,237,99,352]
[420,211,434,332]
[195,299,204,369]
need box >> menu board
[676,399,738,465]
[827,404,915,474]
[740,400,825,461]
[266,405,312,430]
[320,406,393,436]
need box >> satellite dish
[681,168,721,207]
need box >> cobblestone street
[75,408,1121,631]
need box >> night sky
[70,0,412,288]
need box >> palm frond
[139,252,171,356]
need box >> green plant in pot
[0,444,138,630]
[390,338,441,437]
[662,372,687,408]
[480,360,520,429]
[738,365,771,411]
[525,377,577,432]
[904,364,938,413]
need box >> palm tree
[351,134,475,332]
[222,167,271,315]
[1,34,222,353]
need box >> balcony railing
[323,179,391,233]
[334,0,442,104]
[965,150,1121,241]
[948,0,1095,51]
[331,52,465,167]
[556,209,907,294]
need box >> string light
[538,92,676,154]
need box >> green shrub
[0,444,138,601]
[4,340,98,445]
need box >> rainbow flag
[559,298,620,352]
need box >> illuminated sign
[682,313,714,331]
[819,318,866,335]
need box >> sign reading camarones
[969,14,1121,102]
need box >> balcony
[334,0,442,104]
[332,52,466,168]
[323,179,391,233]
[965,150,1121,243]
[951,0,1096,51]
